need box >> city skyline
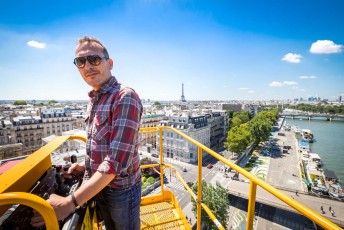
[0,0,343,101]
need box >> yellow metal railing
[140,126,342,230]
[0,129,341,230]
[0,192,59,229]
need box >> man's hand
[31,194,75,227]
[68,163,85,174]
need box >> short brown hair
[77,36,109,58]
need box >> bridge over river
[227,180,344,227]
[280,112,344,121]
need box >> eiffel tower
[180,83,186,102]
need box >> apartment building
[157,115,210,163]
[205,112,226,152]
[140,114,167,151]
[0,108,74,160]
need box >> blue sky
[0,0,343,102]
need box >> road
[266,129,304,191]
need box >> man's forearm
[72,171,115,207]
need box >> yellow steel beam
[0,135,71,193]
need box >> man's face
[75,43,113,91]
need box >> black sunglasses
[73,55,108,68]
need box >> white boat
[301,150,310,162]
[309,153,322,167]
[328,184,344,200]
[302,129,314,143]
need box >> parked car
[186,182,194,187]
[151,153,159,158]
[207,164,213,169]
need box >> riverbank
[285,118,344,184]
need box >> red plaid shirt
[85,76,142,189]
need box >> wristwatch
[71,193,80,209]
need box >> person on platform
[31,36,143,230]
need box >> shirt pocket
[93,112,109,141]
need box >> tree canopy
[225,110,278,156]
[13,100,27,105]
[48,100,58,104]
[225,123,251,154]
[226,109,234,120]
[229,111,251,130]
[191,181,229,229]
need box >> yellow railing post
[197,146,203,230]
[159,127,165,195]
[159,127,165,194]
[247,181,257,230]
[0,192,59,230]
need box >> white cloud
[299,75,318,79]
[270,81,284,87]
[281,53,302,63]
[283,81,297,86]
[239,87,249,90]
[248,90,255,93]
[27,40,47,49]
[310,40,343,54]
[270,81,298,87]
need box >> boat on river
[328,184,344,201]
[309,153,322,167]
[302,129,314,143]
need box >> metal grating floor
[140,201,191,230]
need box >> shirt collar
[88,76,118,98]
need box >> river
[285,118,344,183]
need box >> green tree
[230,116,245,128]
[191,181,229,230]
[229,111,250,130]
[247,110,276,146]
[34,103,45,107]
[48,100,58,105]
[153,101,164,110]
[226,109,234,120]
[225,123,251,156]
[13,100,27,105]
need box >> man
[31,36,143,229]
